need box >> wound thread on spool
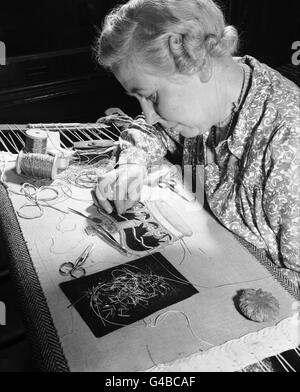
[16,151,58,180]
[25,129,48,154]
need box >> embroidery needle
[67,293,89,309]
[43,201,69,215]
[68,207,114,238]
[68,207,128,255]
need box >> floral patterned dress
[100,56,300,291]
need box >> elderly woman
[95,0,300,288]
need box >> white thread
[275,354,290,372]
[16,183,61,219]
[277,353,296,372]
[294,347,300,358]
[10,182,66,219]
[147,310,214,348]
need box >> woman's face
[114,61,218,137]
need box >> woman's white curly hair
[95,0,239,75]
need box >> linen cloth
[1,157,298,371]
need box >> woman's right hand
[95,164,146,215]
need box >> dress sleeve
[118,115,181,168]
[263,125,300,272]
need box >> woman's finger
[113,174,129,214]
[95,185,113,214]
[128,176,143,202]
[96,170,118,213]
[97,170,117,200]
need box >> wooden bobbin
[48,149,73,170]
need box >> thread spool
[16,151,58,180]
[25,129,48,154]
[56,153,70,170]
[48,150,73,170]
[46,130,72,170]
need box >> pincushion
[238,289,280,322]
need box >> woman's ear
[168,34,183,56]
[198,55,213,83]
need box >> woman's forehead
[114,62,158,93]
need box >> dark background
[0,0,299,372]
[0,0,299,123]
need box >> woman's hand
[95,164,146,215]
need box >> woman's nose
[139,98,160,125]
